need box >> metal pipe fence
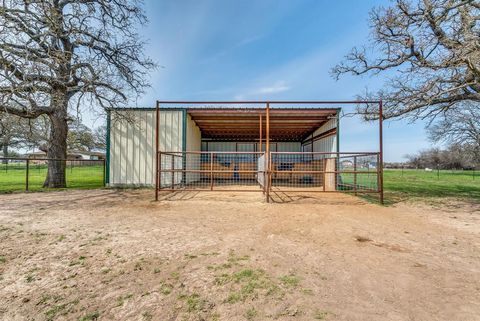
[156,151,382,201]
[393,167,477,179]
[270,152,380,193]
[0,158,105,193]
[158,151,264,192]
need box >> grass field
[0,163,104,193]
[383,169,479,203]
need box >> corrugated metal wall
[277,142,301,152]
[301,118,338,189]
[186,114,202,183]
[109,109,183,187]
[109,109,338,187]
[313,136,337,153]
[203,142,236,152]
[301,118,338,155]
[312,118,337,136]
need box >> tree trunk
[43,94,69,188]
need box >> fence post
[25,159,30,191]
[353,156,357,196]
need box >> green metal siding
[105,110,111,184]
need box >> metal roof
[187,108,338,141]
[111,102,343,141]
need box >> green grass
[1,162,478,203]
[279,274,301,288]
[383,169,480,201]
[344,169,480,204]
[245,307,257,320]
[0,163,104,193]
[78,311,99,321]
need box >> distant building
[69,150,106,160]
[26,150,105,161]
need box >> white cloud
[234,81,291,100]
[257,82,290,94]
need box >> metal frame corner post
[259,113,264,193]
[155,101,160,201]
[105,109,111,186]
[379,100,384,204]
[265,102,270,203]
[181,109,187,187]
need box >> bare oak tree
[428,102,480,162]
[0,112,28,161]
[0,0,155,187]
[0,112,50,161]
[332,0,480,121]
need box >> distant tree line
[0,113,105,158]
[405,144,477,170]
[406,103,480,170]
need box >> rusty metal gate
[157,151,264,191]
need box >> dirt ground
[0,189,479,321]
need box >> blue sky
[88,0,434,162]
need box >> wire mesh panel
[158,152,264,191]
[270,152,380,193]
[336,154,379,192]
[0,158,105,193]
[157,151,381,197]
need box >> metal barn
[107,101,384,203]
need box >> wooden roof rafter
[187,108,337,141]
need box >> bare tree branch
[332,0,480,121]
[0,0,156,187]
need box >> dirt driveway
[0,189,479,321]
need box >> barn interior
[158,106,341,192]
